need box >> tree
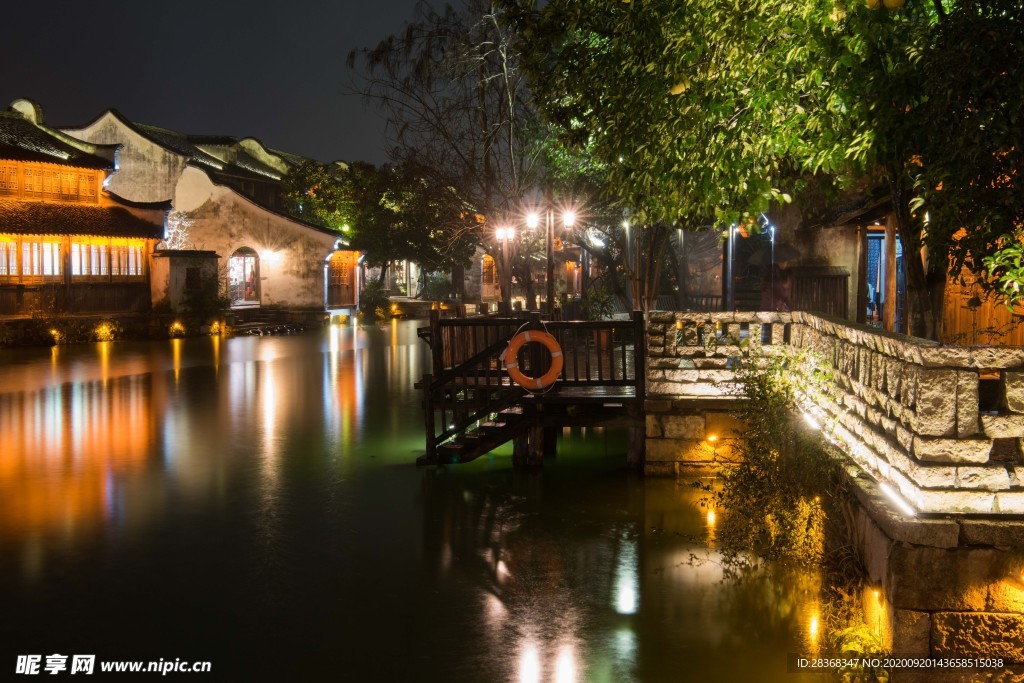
[824,0,1024,338]
[511,0,834,314]
[281,160,352,231]
[346,161,478,285]
[348,0,549,299]
[516,0,1024,338]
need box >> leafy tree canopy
[515,0,1024,333]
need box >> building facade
[0,100,165,317]
[62,107,358,314]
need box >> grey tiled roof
[0,199,164,238]
[133,123,226,171]
[231,149,282,180]
[0,112,110,169]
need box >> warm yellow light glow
[706,434,718,443]
[561,210,576,228]
[809,614,819,641]
[526,213,540,230]
[706,509,716,526]
[209,321,222,335]
[260,250,283,264]
[49,328,62,343]
[94,323,114,342]
[169,321,186,337]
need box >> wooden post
[633,310,646,404]
[856,224,868,325]
[529,310,543,387]
[883,214,897,333]
[429,308,443,373]
[543,426,558,459]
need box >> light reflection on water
[0,322,822,681]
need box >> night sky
[1,0,423,164]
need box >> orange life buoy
[501,330,563,391]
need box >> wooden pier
[416,309,645,466]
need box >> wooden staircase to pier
[416,311,645,465]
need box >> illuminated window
[0,241,16,277]
[20,166,97,202]
[0,164,17,195]
[74,240,145,279]
[21,241,61,277]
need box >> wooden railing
[419,310,646,462]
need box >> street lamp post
[495,225,516,315]
[527,207,575,317]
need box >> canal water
[0,321,822,681]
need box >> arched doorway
[229,247,260,307]
[326,249,358,309]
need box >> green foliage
[579,285,615,320]
[983,236,1024,311]
[358,280,390,322]
[700,352,859,581]
[282,160,352,231]
[518,0,831,227]
[419,273,454,301]
[518,0,1024,333]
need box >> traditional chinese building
[0,100,166,317]
[61,106,358,314]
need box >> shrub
[420,273,454,301]
[358,280,389,322]
[698,351,860,580]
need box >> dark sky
[1,0,423,164]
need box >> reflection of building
[58,102,358,314]
[0,100,166,317]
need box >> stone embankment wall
[645,310,1024,515]
[645,310,1024,669]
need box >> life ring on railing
[502,330,563,392]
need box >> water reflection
[0,323,820,681]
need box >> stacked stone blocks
[645,310,1024,515]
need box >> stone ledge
[643,398,673,412]
[959,519,1024,547]
[841,460,960,548]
